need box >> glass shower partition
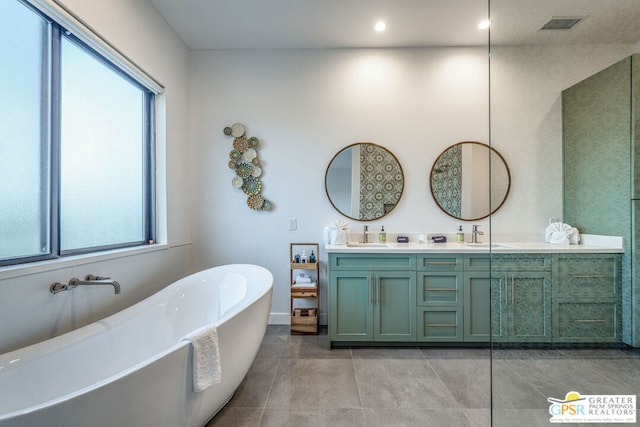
[488,1,640,425]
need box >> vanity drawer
[416,307,463,342]
[556,256,618,299]
[416,272,463,305]
[556,302,617,340]
[417,255,463,271]
[465,255,490,271]
[329,253,416,270]
[490,254,551,272]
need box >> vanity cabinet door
[509,271,552,342]
[329,270,373,341]
[329,269,415,342]
[374,271,416,341]
[464,271,492,342]
[491,269,552,342]
[491,255,552,343]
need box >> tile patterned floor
[206,326,640,427]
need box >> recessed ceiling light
[374,21,386,32]
[478,20,490,30]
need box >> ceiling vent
[540,17,584,31]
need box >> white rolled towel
[295,273,312,284]
[324,220,349,245]
[569,227,580,245]
[545,222,573,245]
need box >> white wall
[189,47,490,324]
[0,0,193,354]
[189,44,635,325]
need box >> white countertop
[325,234,624,254]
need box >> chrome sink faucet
[362,225,369,243]
[470,225,484,243]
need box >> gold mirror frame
[430,141,511,221]
[325,143,405,221]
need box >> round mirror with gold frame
[325,143,404,221]
[430,141,511,221]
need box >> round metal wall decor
[223,123,273,211]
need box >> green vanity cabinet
[416,255,464,342]
[553,254,622,342]
[327,250,620,346]
[491,255,552,343]
[328,253,416,343]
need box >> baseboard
[268,312,290,325]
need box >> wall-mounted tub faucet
[50,275,121,295]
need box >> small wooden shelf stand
[290,242,320,335]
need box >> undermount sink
[346,242,392,248]
[465,242,516,249]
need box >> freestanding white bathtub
[0,264,273,427]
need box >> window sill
[0,243,169,281]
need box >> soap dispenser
[379,226,386,243]
[456,225,464,243]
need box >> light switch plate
[288,218,297,230]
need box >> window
[0,0,50,262]
[0,0,155,266]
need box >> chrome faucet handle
[85,274,110,280]
[49,282,68,294]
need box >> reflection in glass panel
[0,2,49,260]
[60,36,145,251]
[490,1,640,425]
